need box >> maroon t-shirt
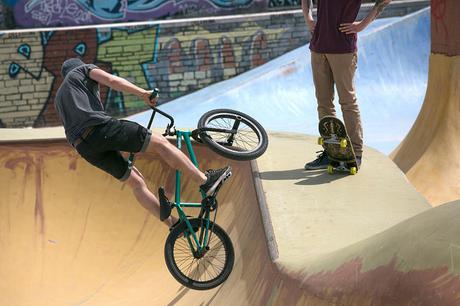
[309,0,362,53]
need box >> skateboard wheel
[340,138,347,148]
[318,137,324,146]
[350,167,357,175]
[327,165,334,174]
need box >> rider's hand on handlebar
[142,89,159,107]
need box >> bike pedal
[158,187,172,221]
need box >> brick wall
[0,0,429,128]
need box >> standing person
[55,58,232,227]
[302,0,391,170]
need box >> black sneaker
[200,166,232,196]
[304,151,329,170]
[158,187,172,221]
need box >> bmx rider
[55,58,232,227]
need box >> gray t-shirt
[55,64,111,145]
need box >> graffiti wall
[0,12,309,128]
[8,0,273,28]
[0,1,429,128]
[2,0,429,29]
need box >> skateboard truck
[327,162,357,175]
[318,135,347,148]
[158,187,172,221]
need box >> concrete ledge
[255,132,430,268]
[0,127,65,143]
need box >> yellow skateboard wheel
[327,165,334,174]
[350,167,357,175]
[340,138,347,148]
[318,137,324,146]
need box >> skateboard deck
[318,116,358,175]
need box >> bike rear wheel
[197,109,268,160]
[164,218,234,290]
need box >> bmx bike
[128,93,268,290]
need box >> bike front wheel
[197,109,268,160]
[164,218,234,290]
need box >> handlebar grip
[149,88,159,100]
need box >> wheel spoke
[204,115,260,153]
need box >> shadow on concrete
[259,168,346,185]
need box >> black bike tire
[164,218,234,290]
[197,109,268,161]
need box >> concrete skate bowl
[2,133,460,305]
[3,4,460,305]
[391,1,460,206]
[0,138,281,306]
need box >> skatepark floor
[4,128,459,305]
[3,6,460,305]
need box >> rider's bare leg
[125,166,178,227]
[145,134,207,184]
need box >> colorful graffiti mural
[0,16,302,128]
[0,32,54,127]
[147,23,284,99]
[10,0,265,28]
[268,0,301,8]
[97,26,159,111]
[34,29,112,127]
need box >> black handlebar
[147,88,175,136]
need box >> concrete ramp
[3,4,460,305]
[391,54,460,206]
[255,133,460,304]
[2,131,460,305]
[391,1,460,206]
[0,138,282,305]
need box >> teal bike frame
[128,103,215,255]
[173,130,213,253]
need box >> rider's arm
[339,0,392,34]
[301,0,315,33]
[89,68,156,106]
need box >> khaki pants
[311,51,363,157]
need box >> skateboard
[318,116,358,175]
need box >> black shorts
[75,118,151,181]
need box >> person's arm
[302,0,315,33]
[339,0,391,34]
[89,68,157,107]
